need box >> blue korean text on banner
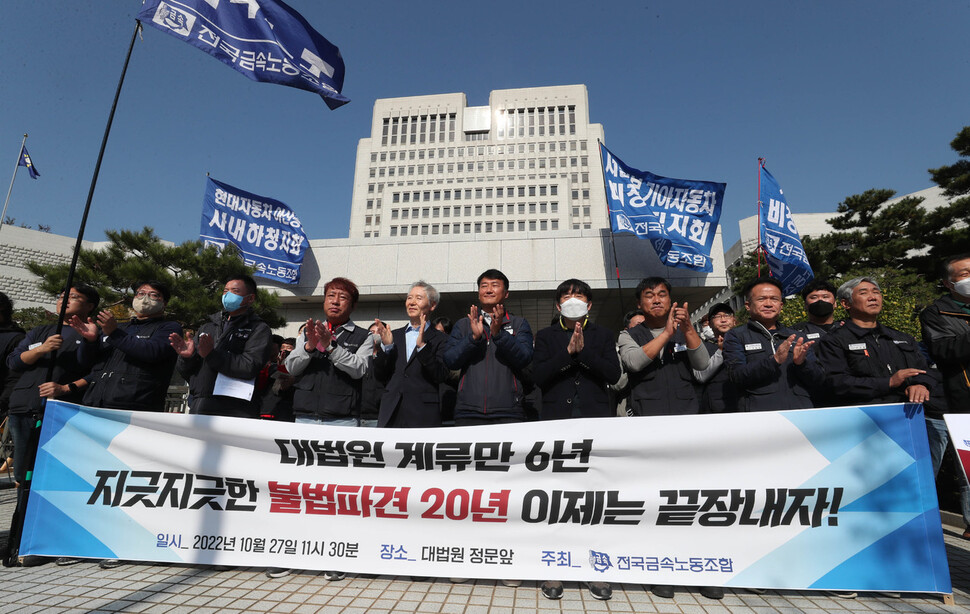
[600,144,725,272]
[759,165,814,295]
[138,0,349,109]
[19,145,40,179]
[200,177,308,284]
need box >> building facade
[348,85,606,240]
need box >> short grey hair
[837,277,881,303]
[410,280,439,306]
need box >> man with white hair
[372,281,451,427]
[816,277,943,408]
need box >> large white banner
[22,401,950,593]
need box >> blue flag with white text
[758,165,814,295]
[138,0,349,109]
[19,146,40,179]
[601,144,724,272]
[200,178,308,284]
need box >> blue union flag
[601,144,725,272]
[139,0,349,109]
[200,178,309,284]
[758,165,814,295]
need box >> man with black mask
[792,280,842,341]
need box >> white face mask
[132,295,164,316]
[559,297,590,320]
[952,278,970,298]
[701,325,715,341]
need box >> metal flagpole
[2,20,143,568]
[597,141,622,289]
[0,134,29,234]
[757,157,765,278]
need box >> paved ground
[1,474,968,613]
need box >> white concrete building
[348,85,606,240]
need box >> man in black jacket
[792,279,842,341]
[816,277,944,407]
[7,285,100,516]
[723,277,822,412]
[0,292,25,475]
[920,253,970,535]
[532,278,619,602]
[533,279,621,420]
[373,281,451,428]
[72,281,182,412]
[170,275,272,418]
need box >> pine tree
[26,227,285,328]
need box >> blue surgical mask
[222,292,246,312]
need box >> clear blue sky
[3,1,968,250]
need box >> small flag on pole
[18,146,40,179]
[601,143,725,272]
[758,164,814,295]
[138,0,349,109]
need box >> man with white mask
[920,253,970,537]
[71,280,183,413]
[531,278,620,602]
[532,278,621,420]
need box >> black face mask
[807,300,835,318]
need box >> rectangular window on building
[422,208,430,218]
[529,203,536,214]
[519,221,526,231]
[401,226,408,236]
[518,203,525,214]
[464,223,472,233]
[496,204,504,214]
[421,225,429,235]
[582,189,590,199]
[443,224,450,234]
[540,203,547,213]
[432,224,439,234]
[485,204,493,215]
[551,220,559,230]
[464,206,472,216]
[390,227,397,236]
[475,222,482,233]
[475,205,483,216]
[551,202,558,213]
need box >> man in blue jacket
[443,269,533,426]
